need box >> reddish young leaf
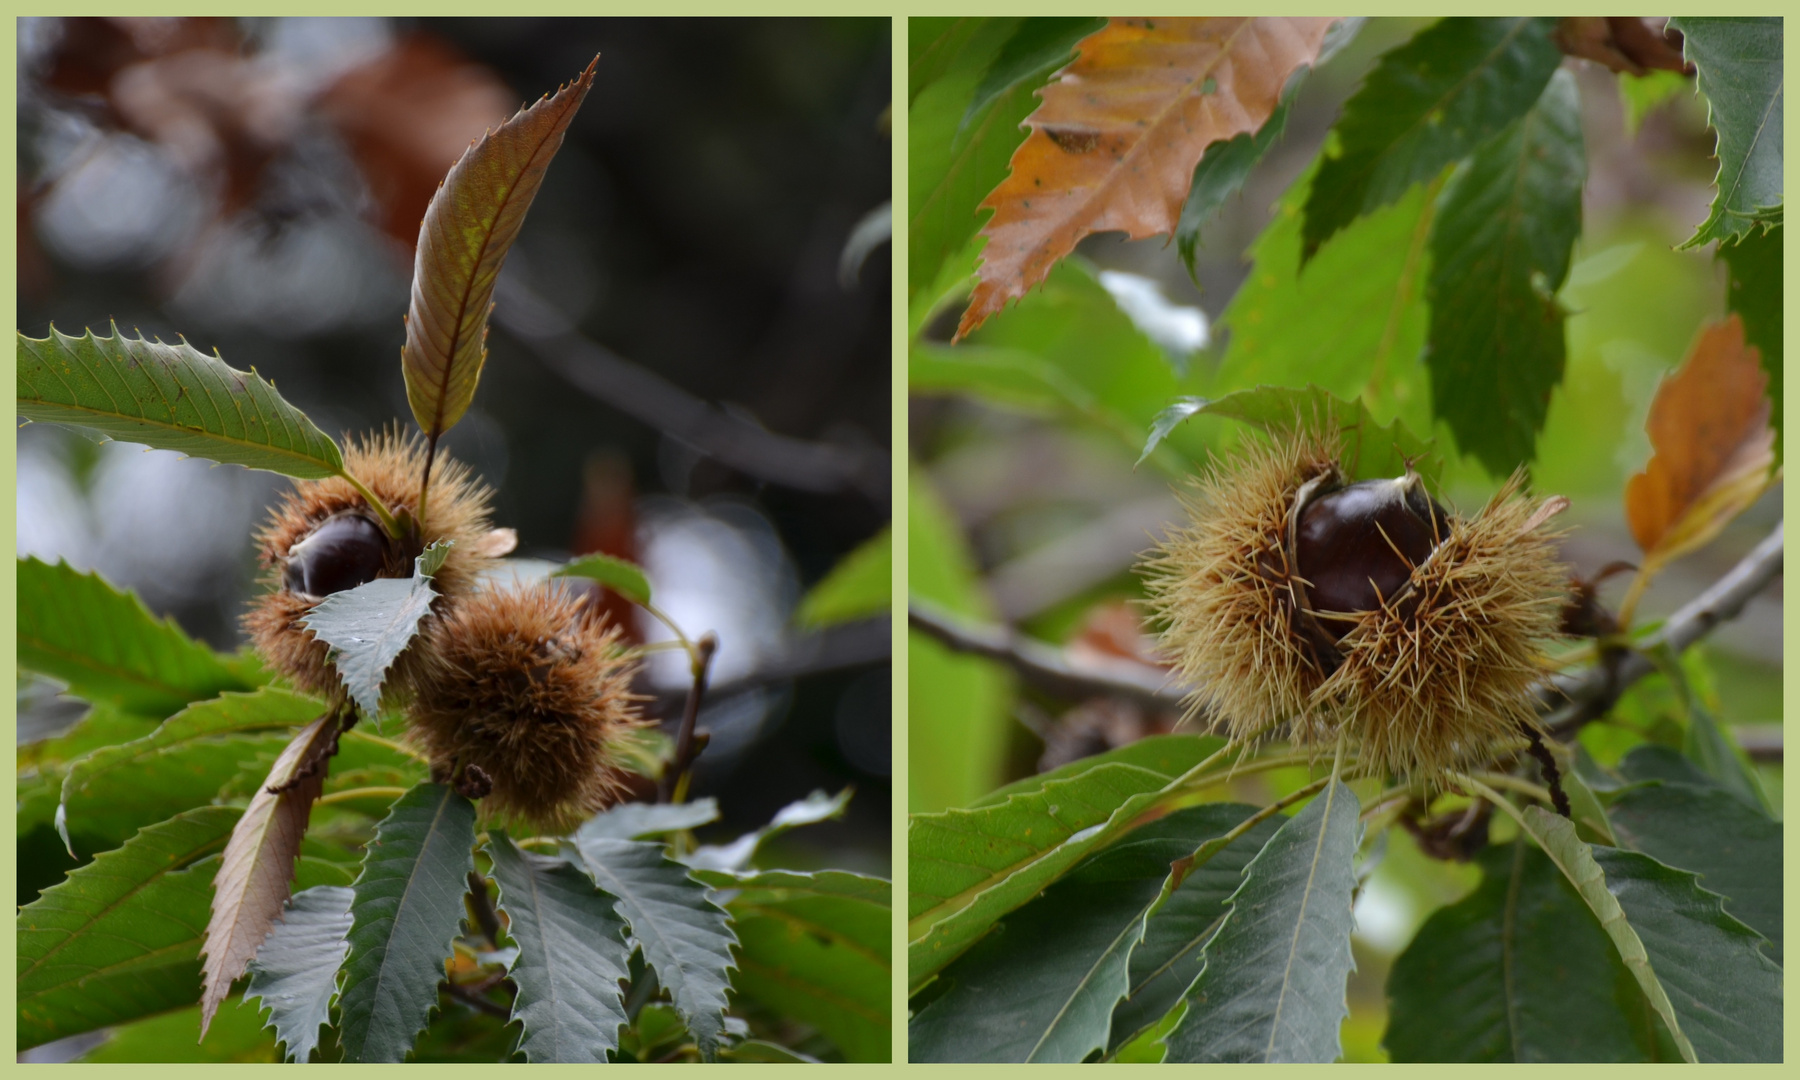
[1625,314,1776,568]
[956,17,1333,340]
[401,56,597,446]
[199,712,344,1038]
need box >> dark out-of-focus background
[17,16,892,872]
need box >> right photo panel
[907,16,1782,1064]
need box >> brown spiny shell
[1140,426,1569,783]
[406,582,649,833]
[243,429,496,701]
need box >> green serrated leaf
[403,61,594,442]
[569,836,737,1060]
[18,806,237,1050]
[1107,805,1285,1054]
[57,687,324,856]
[1177,79,1298,283]
[301,550,444,719]
[82,997,281,1062]
[685,788,852,872]
[1506,800,1780,1063]
[1385,841,1655,1061]
[1303,17,1562,259]
[1164,780,1360,1063]
[245,884,354,1063]
[1427,69,1585,477]
[1719,225,1782,459]
[551,551,651,606]
[705,868,891,1062]
[972,734,1225,809]
[1606,781,1781,965]
[485,832,630,1063]
[17,806,349,1050]
[577,798,721,841]
[18,556,256,716]
[907,762,1174,989]
[910,803,1264,1063]
[1213,156,1436,434]
[17,326,346,477]
[338,783,478,1062]
[1143,384,1438,484]
[1668,18,1783,249]
[795,526,892,628]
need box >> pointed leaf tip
[401,57,597,443]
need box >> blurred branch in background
[909,599,1179,711]
[497,268,890,507]
[650,613,889,710]
[1544,520,1784,739]
[914,519,1784,757]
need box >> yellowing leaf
[1625,314,1776,570]
[956,17,1333,340]
[199,712,344,1037]
[402,57,596,444]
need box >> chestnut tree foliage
[17,58,890,1064]
[908,17,1780,1063]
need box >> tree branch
[645,613,889,708]
[910,519,1782,741]
[493,276,889,504]
[909,598,1183,712]
[1543,520,1783,738]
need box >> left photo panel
[17,16,892,1064]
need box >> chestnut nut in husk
[1141,427,1569,783]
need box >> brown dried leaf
[956,17,1333,340]
[1555,17,1691,76]
[198,712,343,1038]
[1625,314,1776,568]
[401,56,597,446]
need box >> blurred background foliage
[17,15,894,936]
[908,17,1780,1062]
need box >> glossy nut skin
[282,513,391,597]
[1295,474,1447,638]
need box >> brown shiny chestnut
[1295,472,1447,639]
[283,512,391,598]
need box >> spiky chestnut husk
[406,582,649,833]
[1140,427,1569,784]
[243,430,496,700]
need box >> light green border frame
[6,6,1798,1073]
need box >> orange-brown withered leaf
[956,17,1333,340]
[1625,314,1776,566]
[402,56,596,445]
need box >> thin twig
[649,613,888,707]
[466,871,502,951]
[442,980,512,1020]
[493,277,889,504]
[659,633,719,803]
[1542,521,1782,738]
[909,599,1184,712]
